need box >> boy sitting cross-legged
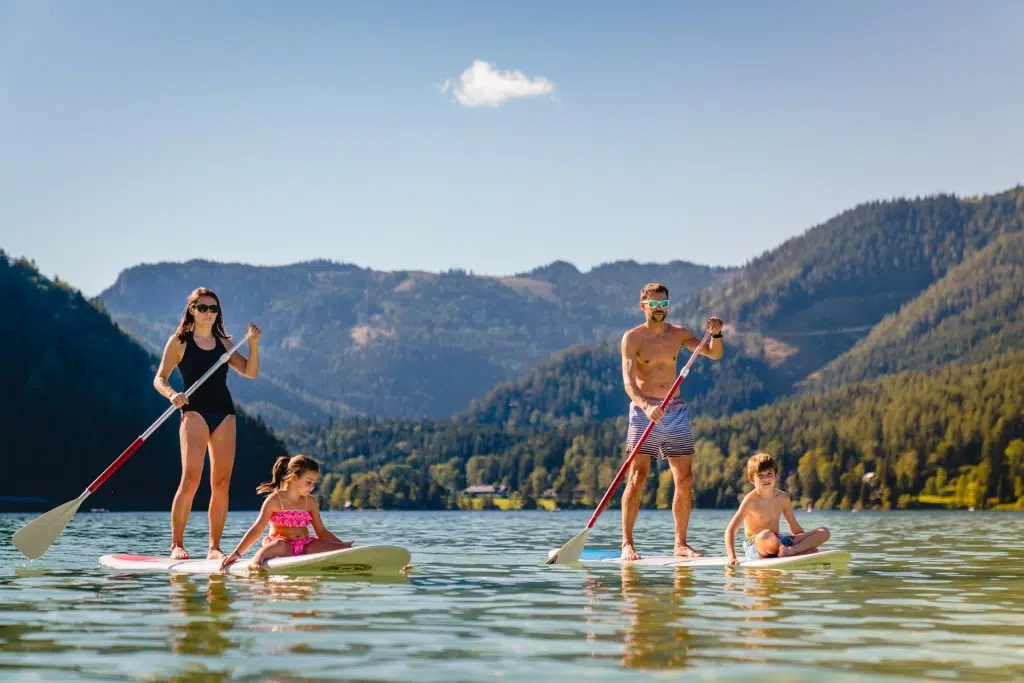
[725,452,831,565]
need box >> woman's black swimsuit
[178,332,235,433]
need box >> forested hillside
[288,351,1024,512]
[454,335,781,428]
[0,253,288,511]
[809,231,1024,388]
[458,188,1024,426]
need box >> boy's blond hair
[746,452,779,482]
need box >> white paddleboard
[577,548,851,570]
[99,545,411,576]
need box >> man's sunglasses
[193,304,220,314]
[645,299,670,309]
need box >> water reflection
[168,574,237,656]
[727,568,787,659]
[618,564,697,670]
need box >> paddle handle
[82,331,253,496]
[584,330,712,531]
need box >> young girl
[220,455,352,572]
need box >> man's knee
[669,458,694,483]
[626,459,650,487]
[673,474,694,498]
[672,473,694,510]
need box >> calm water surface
[1,509,1022,681]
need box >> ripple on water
[1,509,1023,681]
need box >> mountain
[808,231,1024,388]
[0,252,288,511]
[688,185,1024,384]
[98,259,731,426]
[457,187,1024,426]
[453,335,781,428]
[286,350,1024,512]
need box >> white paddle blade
[546,528,590,565]
[12,496,85,560]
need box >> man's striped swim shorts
[626,397,696,458]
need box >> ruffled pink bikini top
[269,494,313,528]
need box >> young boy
[725,452,831,565]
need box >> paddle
[546,329,713,565]
[12,331,253,561]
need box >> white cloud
[440,59,555,109]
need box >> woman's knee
[177,471,202,494]
[210,472,232,493]
[817,527,830,541]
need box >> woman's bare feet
[621,543,642,561]
[170,544,190,560]
[674,544,704,558]
[207,547,226,560]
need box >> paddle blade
[546,528,590,565]
[12,496,85,560]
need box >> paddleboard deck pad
[577,548,850,570]
[99,545,411,576]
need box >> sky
[1,1,1023,296]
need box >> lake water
[1,509,1022,681]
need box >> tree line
[288,350,1024,513]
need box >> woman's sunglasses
[193,304,220,314]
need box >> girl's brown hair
[257,454,321,495]
[173,287,228,343]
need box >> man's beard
[651,311,666,321]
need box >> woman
[154,287,262,560]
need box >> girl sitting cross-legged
[220,455,353,572]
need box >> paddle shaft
[583,330,713,531]
[83,331,253,496]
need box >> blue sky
[2,1,1022,296]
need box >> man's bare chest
[636,334,682,365]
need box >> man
[620,282,723,561]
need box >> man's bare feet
[207,547,226,560]
[621,543,642,561]
[170,544,189,560]
[674,544,703,558]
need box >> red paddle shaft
[583,330,713,531]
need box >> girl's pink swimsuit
[264,499,317,555]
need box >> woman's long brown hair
[173,287,228,343]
